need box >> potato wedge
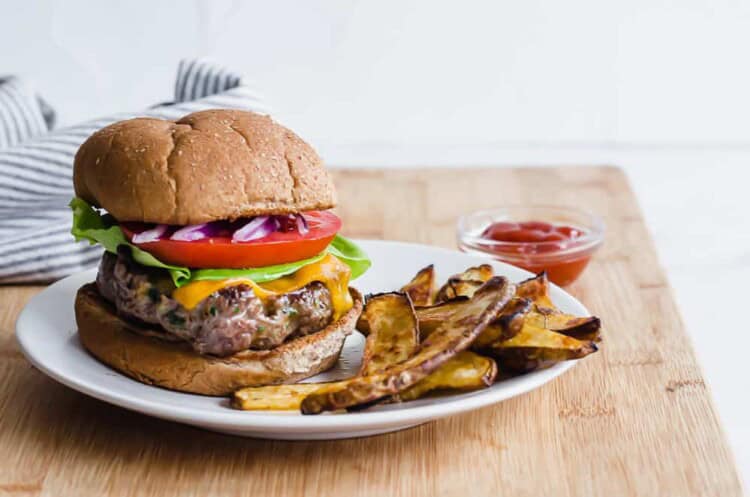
[301,276,515,414]
[400,264,436,307]
[516,272,602,342]
[516,272,554,308]
[498,321,595,351]
[233,382,341,410]
[526,312,602,342]
[359,293,419,375]
[435,264,493,302]
[455,264,494,283]
[434,279,483,302]
[483,322,597,373]
[472,298,532,348]
[414,298,467,338]
[398,351,497,401]
[415,296,530,346]
[233,293,418,411]
[359,264,496,334]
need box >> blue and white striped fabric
[0,59,268,283]
[0,76,54,149]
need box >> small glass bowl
[456,206,605,286]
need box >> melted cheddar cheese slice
[171,254,353,320]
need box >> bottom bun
[75,283,363,395]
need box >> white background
[2,0,749,487]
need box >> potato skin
[358,293,419,376]
[301,277,515,414]
[400,265,435,307]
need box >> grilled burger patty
[95,251,334,356]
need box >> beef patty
[95,251,334,356]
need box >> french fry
[415,296,530,346]
[233,382,339,410]
[455,264,494,283]
[398,351,497,401]
[359,293,419,375]
[434,279,482,303]
[400,264,436,307]
[414,298,466,338]
[434,264,493,302]
[516,272,554,308]
[233,293,418,411]
[301,277,515,414]
[526,312,602,342]
[516,272,603,342]
[360,293,498,406]
[360,263,494,336]
[472,298,532,348]
[235,266,602,412]
[482,322,598,373]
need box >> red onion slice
[132,224,168,244]
[132,214,310,245]
[232,216,277,242]
[170,223,210,241]
[296,214,309,235]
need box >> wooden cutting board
[0,166,741,497]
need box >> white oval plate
[16,240,587,440]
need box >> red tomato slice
[121,211,341,269]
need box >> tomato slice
[120,211,341,269]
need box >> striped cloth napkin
[0,59,268,284]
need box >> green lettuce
[69,197,370,287]
[70,197,191,283]
[327,233,371,280]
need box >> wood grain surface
[0,166,741,497]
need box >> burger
[70,109,370,395]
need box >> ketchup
[481,220,592,286]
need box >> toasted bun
[73,109,336,224]
[75,283,362,395]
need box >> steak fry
[435,264,494,303]
[517,272,602,342]
[400,265,436,307]
[416,296,530,344]
[300,276,515,414]
[359,293,419,375]
[233,293,419,411]
[414,298,467,338]
[526,312,602,342]
[233,383,338,410]
[398,351,497,401]
[472,298,532,348]
[482,322,598,373]
[516,272,554,308]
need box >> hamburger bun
[73,109,336,225]
[75,283,363,396]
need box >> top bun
[73,110,336,224]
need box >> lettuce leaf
[69,197,370,287]
[327,232,371,279]
[70,197,191,284]
[190,253,326,283]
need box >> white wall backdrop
[2,0,750,147]
[3,0,750,485]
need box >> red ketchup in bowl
[481,221,592,286]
